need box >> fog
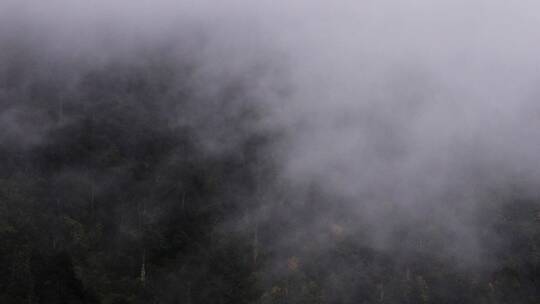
[2,0,540,301]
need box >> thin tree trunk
[406,267,410,281]
[253,221,259,266]
[139,201,146,287]
[140,249,146,287]
[90,180,95,220]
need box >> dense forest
[1,45,540,304]
[2,2,540,303]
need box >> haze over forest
[1,1,540,303]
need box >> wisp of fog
[2,0,540,291]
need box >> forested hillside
[3,1,540,303]
[1,47,540,304]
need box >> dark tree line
[1,50,540,304]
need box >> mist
[2,1,540,303]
